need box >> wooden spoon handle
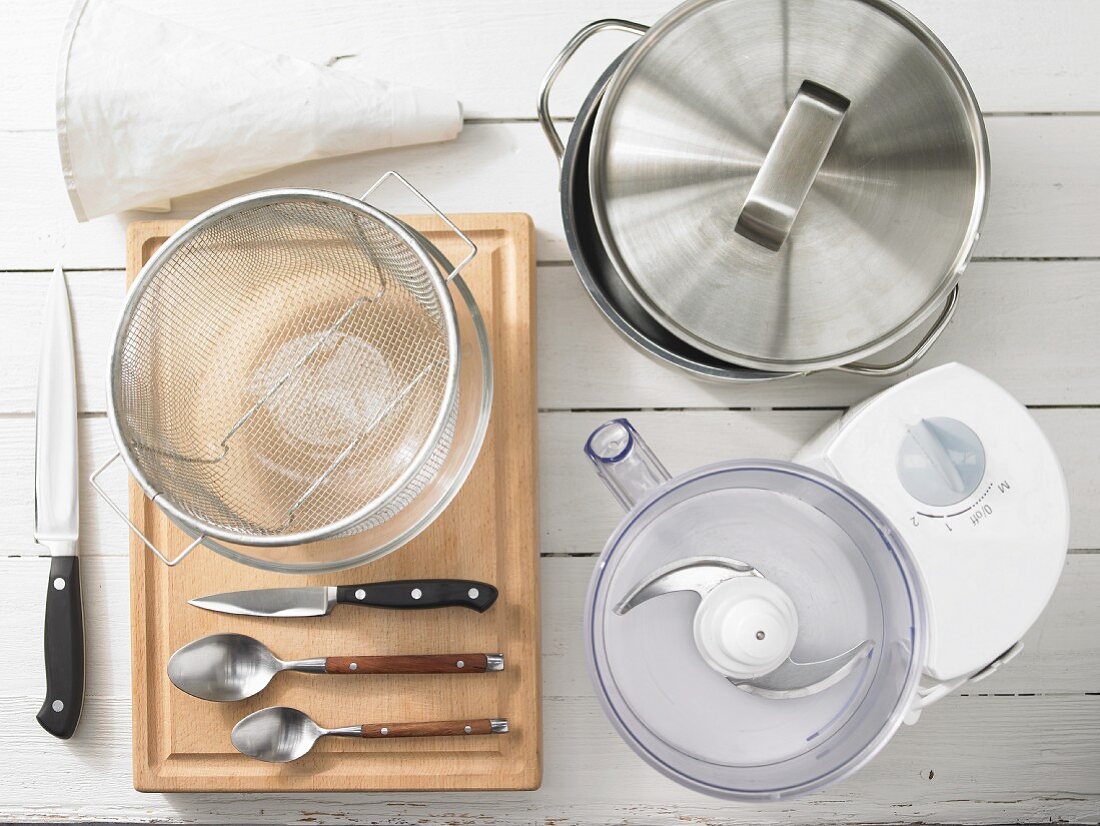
[324,653,502,674]
[361,719,508,738]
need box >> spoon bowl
[232,706,328,762]
[167,633,292,702]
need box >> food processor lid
[590,0,989,371]
[584,426,927,799]
[796,363,1070,682]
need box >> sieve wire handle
[361,171,476,282]
[89,452,204,567]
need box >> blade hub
[694,577,798,680]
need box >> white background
[1,0,1098,822]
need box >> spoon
[168,633,504,702]
[232,706,509,762]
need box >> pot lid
[583,420,927,799]
[590,0,989,371]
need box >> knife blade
[33,266,84,739]
[189,579,498,618]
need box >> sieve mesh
[112,193,457,541]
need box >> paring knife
[188,579,498,618]
[33,266,84,739]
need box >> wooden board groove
[126,214,541,792]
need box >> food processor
[583,363,1068,799]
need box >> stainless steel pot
[539,0,987,379]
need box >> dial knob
[897,417,986,507]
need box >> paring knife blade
[189,579,498,617]
[33,265,84,739]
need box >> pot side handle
[835,285,960,377]
[584,418,670,512]
[537,19,649,166]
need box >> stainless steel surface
[490,718,509,733]
[34,266,79,559]
[555,49,794,383]
[834,286,959,376]
[485,654,505,672]
[232,707,343,763]
[167,633,328,702]
[616,557,874,698]
[613,556,760,614]
[589,0,989,371]
[729,640,874,699]
[99,177,474,567]
[188,586,337,618]
[734,81,850,251]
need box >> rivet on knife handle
[324,653,504,674]
[335,579,498,612]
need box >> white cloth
[57,0,464,221]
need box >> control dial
[896,417,986,507]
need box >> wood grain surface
[126,214,540,792]
[360,719,497,738]
[323,654,492,674]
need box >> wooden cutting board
[125,214,540,792]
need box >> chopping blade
[614,555,761,613]
[189,587,334,618]
[617,556,873,699]
[34,265,85,739]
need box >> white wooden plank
[538,409,1100,555]
[3,554,1096,702]
[537,260,1100,408]
[0,691,1095,824]
[1,408,1097,558]
[1,116,1099,269]
[3,0,1098,130]
[2,260,1099,419]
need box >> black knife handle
[36,555,84,739]
[336,579,498,613]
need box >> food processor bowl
[583,419,927,799]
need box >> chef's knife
[33,266,84,739]
[189,579,498,618]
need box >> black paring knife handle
[336,579,498,613]
[36,556,84,739]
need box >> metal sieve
[92,173,477,567]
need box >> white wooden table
[2,0,1099,822]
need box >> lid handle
[735,80,850,251]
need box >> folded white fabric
[57,0,464,221]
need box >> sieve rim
[106,188,461,547]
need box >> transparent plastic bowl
[584,420,927,799]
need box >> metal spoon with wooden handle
[232,706,509,762]
[168,633,503,702]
